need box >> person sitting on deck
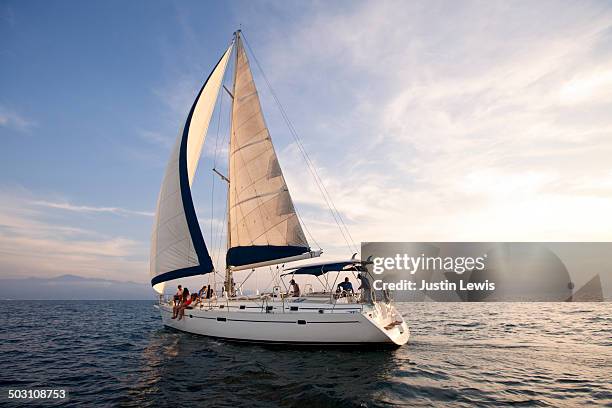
[289,279,301,297]
[198,285,209,299]
[177,293,196,320]
[206,285,214,299]
[193,290,201,303]
[191,292,201,308]
[173,285,182,306]
[336,277,354,296]
[172,288,189,319]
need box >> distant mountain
[0,274,155,300]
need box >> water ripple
[0,301,610,407]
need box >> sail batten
[150,43,233,293]
[227,33,310,268]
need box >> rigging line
[211,75,232,269]
[212,72,226,169]
[214,195,228,269]
[210,81,225,253]
[213,123,231,257]
[215,165,229,268]
[279,102,357,252]
[295,208,320,250]
[287,119,356,252]
[263,265,281,292]
[294,126,356,252]
[213,45,237,263]
[241,33,358,254]
[237,268,256,291]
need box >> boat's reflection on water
[129,326,403,407]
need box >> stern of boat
[361,302,409,346]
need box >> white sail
[227,33,309,268]
[150,44,233,293]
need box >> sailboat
[150,31,409,346]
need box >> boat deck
[163,293,370,315]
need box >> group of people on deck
[171,273,373,316]
[334,273,371,302]
[288,273,372,303]
[171,284,215,320]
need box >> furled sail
[227,33,310,269]
[150,44,233,293]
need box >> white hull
[158,298,409,346]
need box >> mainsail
[227,33,311,269]
[150,43,233,293]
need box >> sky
[2,0,612,292]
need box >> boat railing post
[281,287,285,313]
[272,286,284,312]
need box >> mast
[224,30,240,297]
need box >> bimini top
[282,259,370,277]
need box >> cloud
[31,200,154,217]
[0,105,35,132]
[137,129,174,148]
[235,0,612,253]
[0,189,149,282]
[0,3,15,28]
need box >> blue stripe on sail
[151,49,229,288]
[151,266,205,287]
[226,246,310,267]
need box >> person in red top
[177,293,197,320]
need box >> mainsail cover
[150,44,233,293]
[227,34,309,268]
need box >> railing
[330,291,364,313]
[159,289,370,315]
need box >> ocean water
[0,301,610,407]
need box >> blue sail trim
[150,49,228,288]
[227,245,310,267]
[151,266,207,287]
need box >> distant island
[0,274,154,300]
